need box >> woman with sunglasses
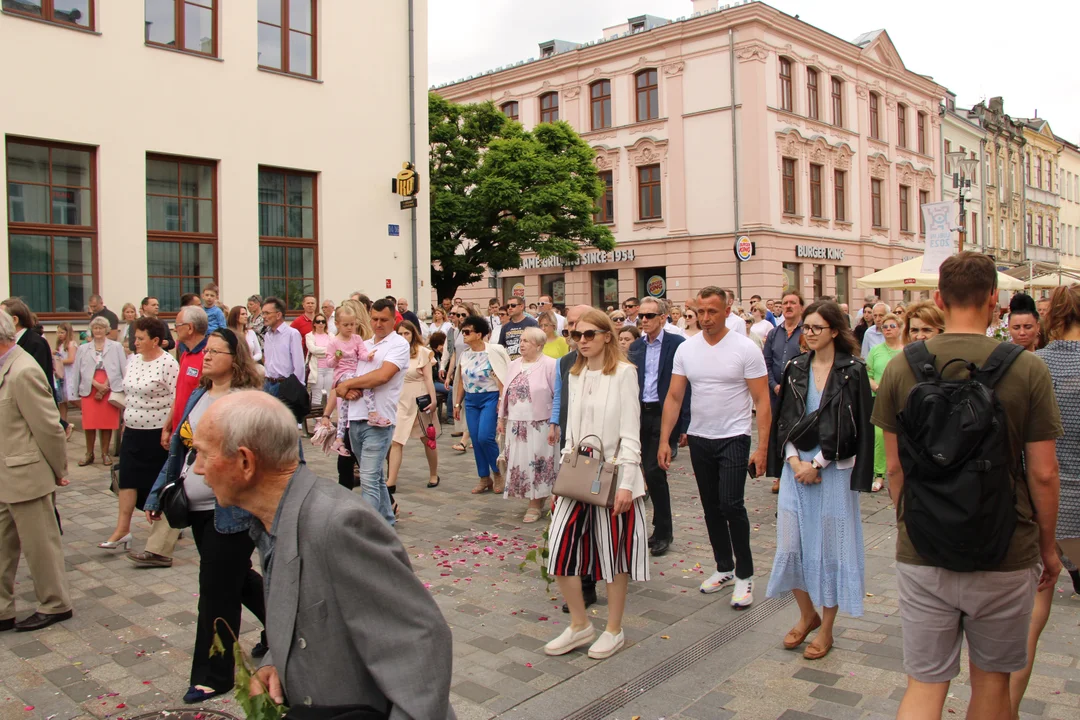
[305,313,334,409]
[683,308,702,338]
[453,315,510,493]
[544,309,647,660]
[901,300,944,344]
[766,301,873,660]
[866,313,904,492]
[143,329,266,704]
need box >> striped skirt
[546,496,650,583]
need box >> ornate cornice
[735,42,769,63]
[664,62,685,77]
[564,86,581,100]
[625,136,669,166]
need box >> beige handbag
[552,434,618,508]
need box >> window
[830,77,843,127]
[1026,213,1032,243]
[1036,157,1042,189]
[595,170,614,224]
[2,0,93,29]
[969,151,978,184]
[779,58,793,112]
[971,212,978,245]
[998,219,1005,249]
[145,155,216,312]
[897,104,907,148]
[590,81,612,130]
[1025,153,1031,186]
[944,140,951,156]
[5,138,96,315]
[636,70,659,122]
[918,190,929,236]
[783,262,799,293]
[1047,161,1053,192]
[782,158,797,215]
[806,68,819,120]
[145,0,216,56]
[871,179,883,227]
[834,266,849,305]
[917,112,927,154]
[1036,215,1043,245]
[809,164,823,218]
[638,165,662,220]
[1048,221,1053,248]
[869,93,880,140]
[259,169,317,311]
[258,0,316,77]
[899,185,910,232]
[539,92,559,123]
[834,170,846,221]
[501,101,518,121]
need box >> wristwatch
[811,459,823,471]
[454,403,462,409]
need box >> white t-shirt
[672,330,767,439]
[122,352,179,429]
[725,313,748,336]
[750,319,774,342]
[555,313,566,334]
[346,331,411,424]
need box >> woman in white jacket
[544,308,648,660]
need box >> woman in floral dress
[498,327,558,522]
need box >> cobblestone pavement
[4,415,1080,720]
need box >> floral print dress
[502,367,558,500]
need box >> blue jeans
[348,421,396,526]
[464,391,500,478]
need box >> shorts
[895,561,1039,683]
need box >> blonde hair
[521,326,547,348]
[881,313,901,329]
[339,300,372,340]
[537,311,558,332]
[902,301,945,344]
[570,309,623,376]
[1045,284,1080,342]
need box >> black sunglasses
[314,320,326,324]
[451,312,467,317]
[639,312,660,320]
[570,329,609,342]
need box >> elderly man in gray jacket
[192,390,455,720]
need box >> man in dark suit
[627,298,691,556]
[196,391,456,719]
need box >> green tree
[429,93,615,301]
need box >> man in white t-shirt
[334,299,410,526]
[659,286,772,609]
[724,290,748,336]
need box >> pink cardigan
[498,354,557,422]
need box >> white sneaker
[731,576,754,608]
[700,570,735,594]
[587,630,625,659]
[544,624,596,656]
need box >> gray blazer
[70,339,126,398]
[259,466,456,720]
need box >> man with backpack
[871,252,1062,720]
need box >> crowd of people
[0,260,1077,719]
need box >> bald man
[860,302,889,357]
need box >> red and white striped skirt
[546,495,650,583]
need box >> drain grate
[562,593,794,720]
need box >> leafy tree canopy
[429,92,615,301]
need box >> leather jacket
[766,350,875,492]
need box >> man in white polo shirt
[659,286,772,609]
[334,298,410,526]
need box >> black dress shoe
[251,630,269,659]
[15,610,73,632]
[561,586,599,613]
[651,537,672,557]
[0,618,14,632]
[648,533,656,548]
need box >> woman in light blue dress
[766,301,874,660]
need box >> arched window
[897,103,907,148]
[635,69,658,122]
[500,102,518,121]
[539,92,559,123]
[869,92,880,139]
[779,57,793,112]
[831,77,843,127]
[590,81,611,130]
[806,67,819,119]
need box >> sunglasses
[451,312,467,317]
[639,312,660,320]
[460,329,475,336]
[570,329,609,342]
[314,320,326,325]
[882,324,900,330]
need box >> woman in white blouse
[544,309,648,661]
[227,305,262,363]
[305,312,334,409]
[428,307,452,339]
[102,317,178,550]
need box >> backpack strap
[975,342,1025,389]
[903,341,938,383]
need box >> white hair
[217,390,300,468]
[89,316,112,333]
[178,305,209,333]
[640,297,667,315]
[0,309,15,343]
[521,326,546,347]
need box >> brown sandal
[803,638,833,660]
[783,614,821,649]
[78,453,95,467]
[103,455,113,466]
[492,474,505,494]
[471,478,493,494]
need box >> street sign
[388,224,400,236]
[400,197,417,210]
[734,235,754,262]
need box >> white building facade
[1,0,429,317]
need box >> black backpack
[895,340,1025,572]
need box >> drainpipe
[729,28,742,300]
[979,137,987,254]
[408,0,419,310]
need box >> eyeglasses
[538,301,550,306]
[611,315,625,321]
[204,349,234,357]
[314,320,326,325]
[623,303,638,309]
[175,322,191,330]
[803,324,831,336]
[460,329,474,336]
[639,312,660,320]
[570,329,609,342]
[894,308,906,314]
[451,312,467,317]
[882,324,900,330]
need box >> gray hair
[89,316,112,333]
[521,326,546,348]
[217,390,300,468]
[248,294,263,305]
[178,305,209,334]
[0,309,15,343]
[640,297,667,316]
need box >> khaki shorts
[895,561,1039,683]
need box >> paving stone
[467,636,509,654]
[1020,697,1046,716]
[42,665,87,687]
[776,711,830,720]
[95,615,132,630]
[682,691,735,720]
[109,649,150,667]
[455,604,490,617]
[10,641,50,659]
[641,609,683,625]
[504,634,544,651]
[793,667,843,686]
[809,685,862,706]
[499,663,543,683]
[452,680,499,704]
[807,700,866,720]
[890,686,908,702]
[165,611,198,627]
[58,678,105,701]
[858,640,905,659]
[130,593,165,607]
[85,586,116,598]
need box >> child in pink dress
[323,309,392,455]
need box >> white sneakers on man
[699,570,735,594]
[544,624,595,656]
[731,577,754,608]
[588,630,625,659]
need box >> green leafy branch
[518,522,553,593]
[210,619,288,720]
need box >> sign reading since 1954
[795,244,845,261]
[520,248,635,270]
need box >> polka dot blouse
[122,352,180,430]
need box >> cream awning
[856,257,1026,291]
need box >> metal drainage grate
[563,592,794,720]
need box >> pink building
[435,0,945,309]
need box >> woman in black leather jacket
[764,301,874,661]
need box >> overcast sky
[430,0,1080,143]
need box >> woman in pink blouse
[497,327,559,522]
[305,313,334,409]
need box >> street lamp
[947,151,979,247]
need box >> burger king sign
[734,235,754,262]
